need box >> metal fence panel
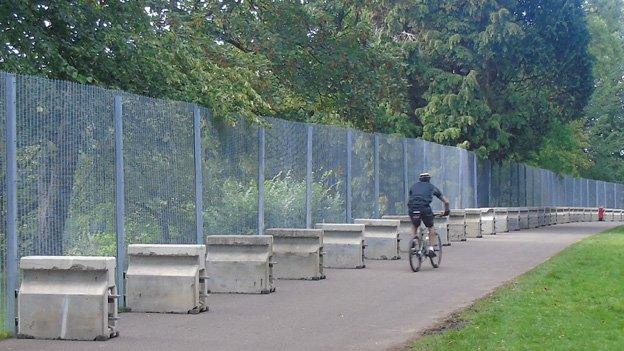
[463,150,477,208]
[378,134,404,216]
[476,157,491,207]
[202,111,259,235]
[121,93,195,244]
[351,130,375,220]
[312,124,347,223]
[14,75,116,257]
[425,142,445,211]
[0,73,6,332]
[264,118,307,229]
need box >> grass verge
[409,226,624,351]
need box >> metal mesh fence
[311,124,347,223]
[378,134,404,216]
[264,118,307,229]
[122,94,196,245]
[0,73,6,332]
[15,75,116,258]
[202,112,259,235]
[2,72,624,331]
[351,130,375,220]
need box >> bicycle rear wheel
[429,233,443,268]
[409,237,423,272]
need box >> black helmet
[419,172,431,182]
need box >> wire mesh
[423,141,445,211]
[0,73,6,332]
[378,134,404,216]
[476,158,491,207]
[351,130,375,219]
[121,93,195,244]
[202,110,259,235]
[406,138,425,204]
[14,75,116,257]
[312,124,346,223]
[264,117,307,229]
[462,150,477,208]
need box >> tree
[583,0,624,182]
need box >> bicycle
[409,211,446,272]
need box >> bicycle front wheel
[409,237,423,272]
[429,234,443,268]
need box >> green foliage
[529,120,592,177]
[582,0,624,182]
[0,0,596,164]
[410,227,624,350]
[204,171,344,235]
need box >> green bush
[204,170,344,234]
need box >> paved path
[2,222,618,351]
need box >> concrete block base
[18,256,118,341]
[206,235,275,294]
[316,224,365,269]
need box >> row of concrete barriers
[15,207,622,341]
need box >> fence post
[5,73,18,333]
[345,129,353,223]
[373,134,380,218]
[193,106,204,244]
[113,95,126,308]
[258,127,265,235]
[403,139,409,205]
[306,125,313,228]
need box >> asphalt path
[2,222,618,351]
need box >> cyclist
[407,172,450,257]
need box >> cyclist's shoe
[426,246,436,257]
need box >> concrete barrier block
[125,244,207,314]
[548,208,557,225]
[464,209,483,238]
[536,208,546,227]
[579,208,587,222]
[556,207,567,224]
[569,208,580,222]
[382,215,413,253]
[447,210,466,242]
[266,229,324,280]
[354,219,401,260]
[315,224,365,269]
[582,208,592,222]
[480,208,496,235]
[434,216,450,246]
[507,208,520,231]
[18,256,118,341]
[528,208,539,228]
[494,208,509,233]
[605,209,615,222]
[590,208,599,222]
[518,208,530,229]
[205,235,275,294]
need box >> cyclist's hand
[443,209,450,216]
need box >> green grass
[410,227,624,351]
